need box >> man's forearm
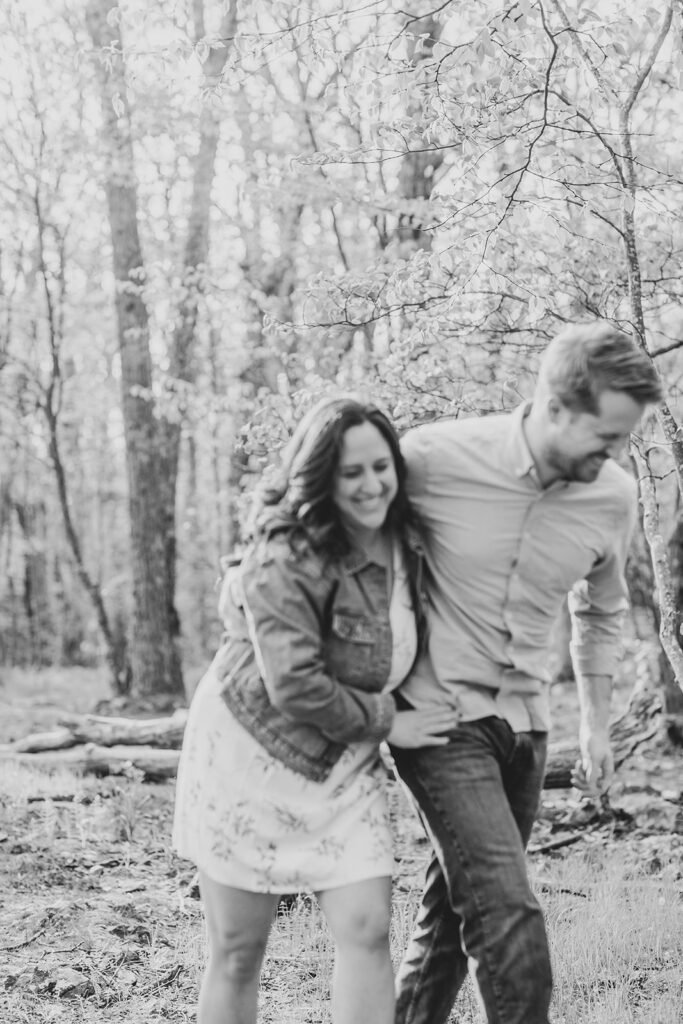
[574,673,614,793]
[575,672,612,730]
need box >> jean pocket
[510,731,535,771]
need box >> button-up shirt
[400,403,637,732]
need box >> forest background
[1,3,683,1022]
[1,0,682,722]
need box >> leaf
[53,966,93,998]
[195,39,210,65]
[111,92,125,118]
[105,6,121,28]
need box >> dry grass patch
[1,668,681,1024]
[542,842,682,1024]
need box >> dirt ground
[0,665,681,1023]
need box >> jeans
[391,715,552,1024]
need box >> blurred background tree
[0,0,680,723]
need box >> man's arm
[571,672,614,795]
[569,477,637,795]
[568,561,628,789]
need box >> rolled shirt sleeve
[568,477,638,678]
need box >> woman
[173,395,459,1024]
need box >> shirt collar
[506,402,572,492]
[505,402,539,481]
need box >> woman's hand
[387,707,460,748]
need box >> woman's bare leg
[198,872,279,1024]
[317,876,394,1024]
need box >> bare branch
[545,0,613,104]
[650,339,683,358]
[623,3,674,122]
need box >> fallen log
[58,709,188,749]
[11,727,78,753]
[79,743,180,781]
[1,743,180,783]
[10,709,189,756]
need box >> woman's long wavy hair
[248,395,415,558]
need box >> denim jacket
[213,523,427,782]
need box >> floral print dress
[172,545,417,893]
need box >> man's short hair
[539,323,663,413]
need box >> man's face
[548,389,644,483]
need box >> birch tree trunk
[615,2,683,695]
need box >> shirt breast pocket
[325,612,378,687]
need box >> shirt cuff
[569,642,620,678]
[370,692,396,741]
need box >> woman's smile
[333,422,398,541]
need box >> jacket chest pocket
[324,612,379,688]
[332,612,376,644]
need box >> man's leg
[394,849,468,1024]
[391,717,551,1024]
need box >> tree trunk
[632,444,683,692]
[396,14,444,251]
[86,0,183,698]
[156,1,238,657]
[13,499,54,666]
[662,509,683,743]
[615,3,683,694]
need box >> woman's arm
[241,538,396,744]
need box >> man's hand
[571,724,614,796]
[388,707,461,748]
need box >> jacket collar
[341,523,424,576]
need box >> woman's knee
[199,876,277,986]
[207,929,269,985]
[328,901,392,951]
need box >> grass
[0,666,681,1023]
[544,849,682,1024]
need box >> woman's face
[332,421,398,538]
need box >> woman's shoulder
[248,523,329,582]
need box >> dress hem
[173,846,394,894]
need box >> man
[391,323,662,1024]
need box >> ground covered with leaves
[0,667,681,1023]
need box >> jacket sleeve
[240,539,396,744]
[568,479,638,678]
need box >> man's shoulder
[571,461,638,543]
[595,459,638,505]
[403,410,512,449]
